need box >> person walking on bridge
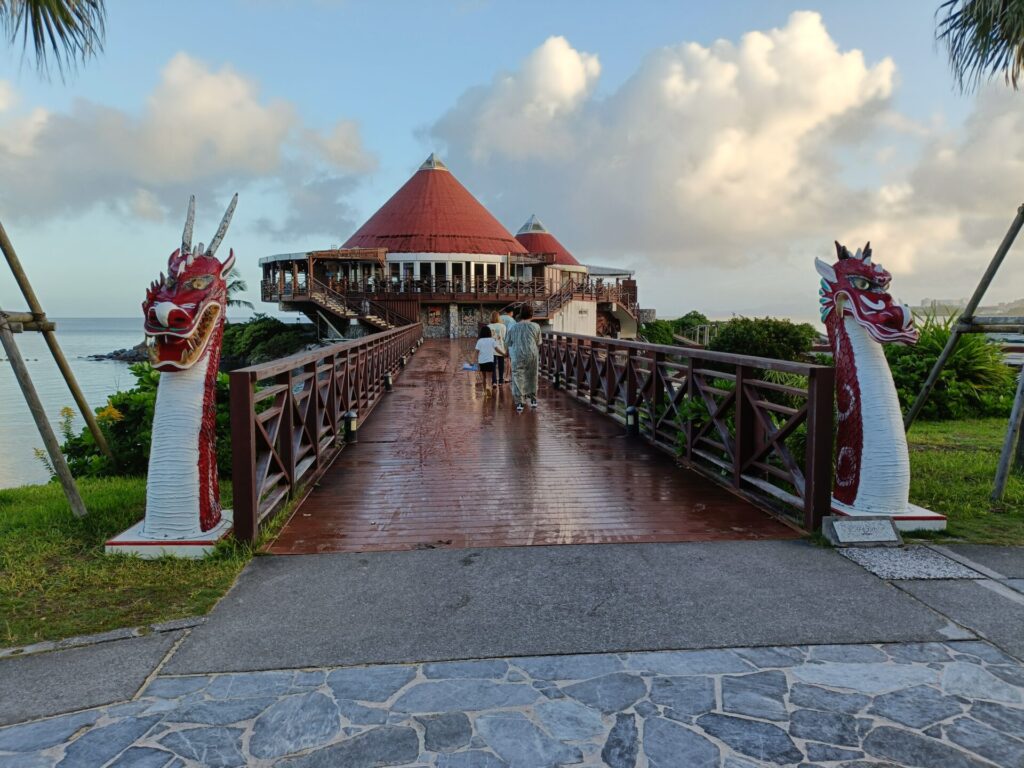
[505,304,541,412]
[488,311,507,386]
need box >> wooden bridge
[229,326,834,552]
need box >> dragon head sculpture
[815,241,918,345]
[144,195,237,370]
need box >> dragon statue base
[817,241,945,532]
[106,195,239,558]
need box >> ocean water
[0,318,145,489]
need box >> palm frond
[0,0,106,78]
[225,267,254,311]
[937,0,1024,92]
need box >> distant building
[260,154,640,339]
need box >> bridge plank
[269,339,798,554]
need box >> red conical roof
[343,154,527,255]
[515,215,582,267]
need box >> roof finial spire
[419,153,448,171]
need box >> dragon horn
[834,241,845,260]
[182,195,196,254]
[207,193,238,257]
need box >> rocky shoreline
[87,341,148,363]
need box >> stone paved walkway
[4,544,1024,767]
[2,641,1024,767]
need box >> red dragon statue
[111,195,238,552]
[816,242,944,529]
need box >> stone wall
[421,304,509,339]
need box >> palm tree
[937,0,1024,92]
[226,267,255,312]
[0,0,105,77]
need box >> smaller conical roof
[515,215,581,267]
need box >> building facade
[260,154,641,339]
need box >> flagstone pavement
[2,542,1024,767]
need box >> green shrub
[640,311,712,346]
[708,316,818,362]
[671,311,710,337]
[640,319,676,345]
[55,316,319,480]
[222,313,316,366]
[885,313,1017,420]
[59,362,233,478]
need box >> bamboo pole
[904,204,1024,430]
[993,366,1024,501]
[0,218,113,460]
[0,310,88,517]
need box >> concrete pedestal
[105,509,234,559]
[831,499,946,532]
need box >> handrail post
[304,360,322,466]
[625,348,637,408]
[279,370,296,489]
[734,365,755,488]
[685,357,695,463]
[603,343,616,412]
[229,371,258,543]
[805,366,835,530]
[589,341,602,402]
[650,350,665,438]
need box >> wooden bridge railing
[540,332,835,530]
[229,323,423,542]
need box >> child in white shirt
[475,325,497,390]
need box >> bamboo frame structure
[0,307,87,517]
[0,218,113,461]
[902,204,1024,501]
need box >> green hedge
[709,316,818,362]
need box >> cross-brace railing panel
[541,332,835,530]
[230,323,423,542]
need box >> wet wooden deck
[269,339,799,554]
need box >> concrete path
[2,543,1024,767]
[165,541,968,674]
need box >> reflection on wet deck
[269,340,798,554]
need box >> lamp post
[343,411,359,444]
[625,405,639,437]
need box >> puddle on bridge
[268,340,800,554]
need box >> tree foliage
[708,316,818,362]
[886,312,1017,419]
[0,0,105,77]
[640,310,712,346]
[938,0,1024,91]
[221,313,317,366]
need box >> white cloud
[307,119,377,173]
[433,35,600,162]
[0,54,375,237]
[0,81,13,112]
[430,12,1024,318]
[433,12,895,265]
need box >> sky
[1,0,1022,323]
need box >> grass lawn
[0,477,253,648]
[907,418,1024,544]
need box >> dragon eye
[189,275,215,290]
[849,277,872,291]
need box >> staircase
[310,280,412,331]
